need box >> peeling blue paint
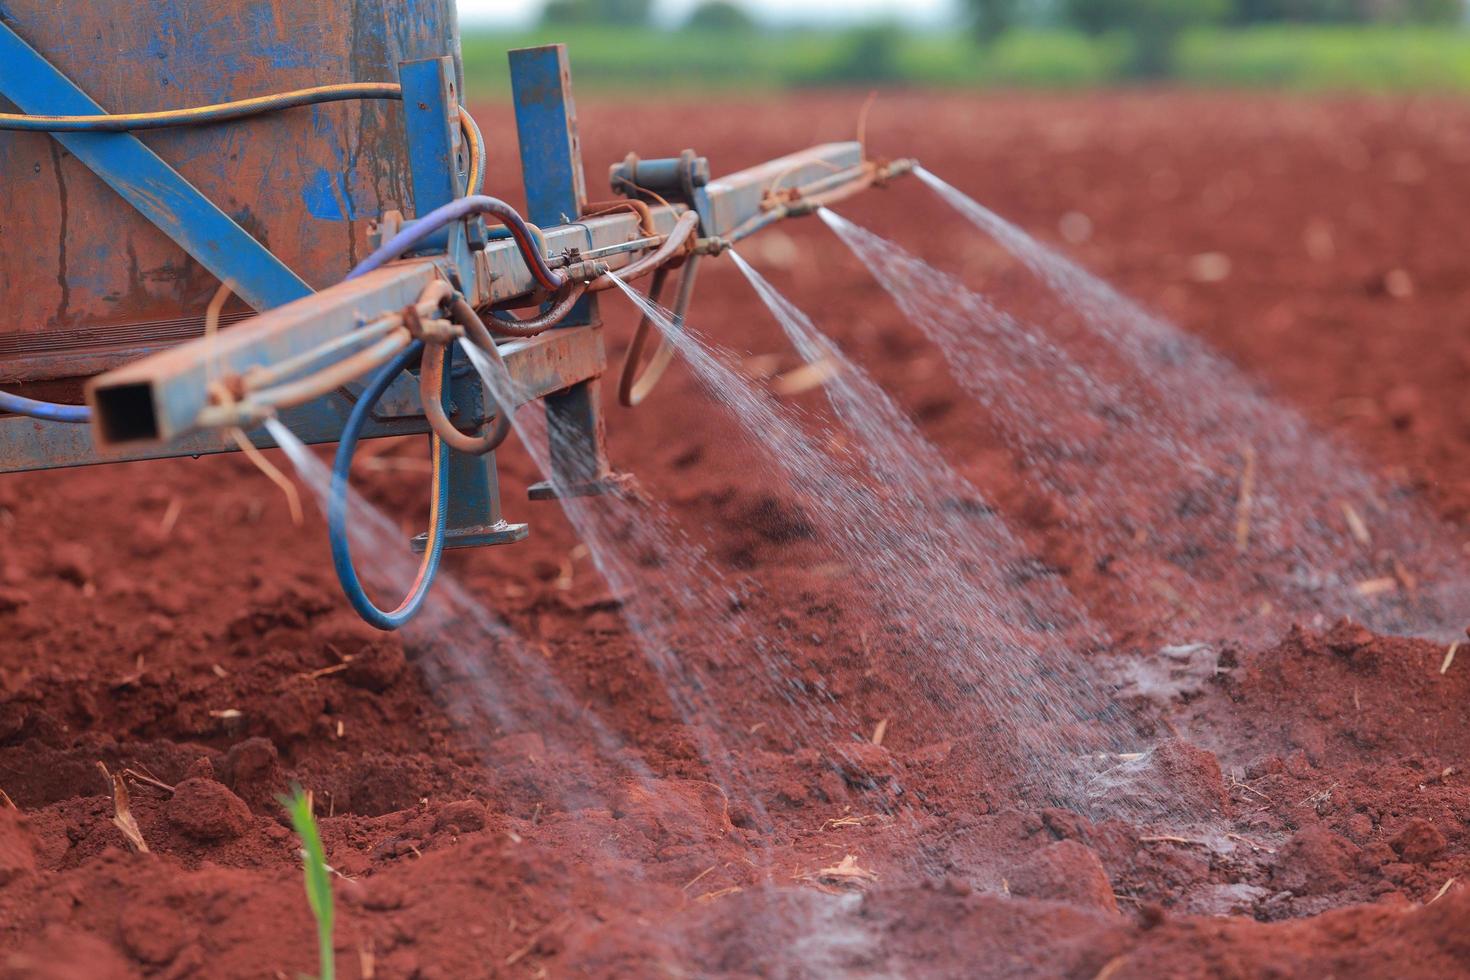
[303,168,356,221]
[241,3,321,71]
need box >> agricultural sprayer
[0,4,911,629]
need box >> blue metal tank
[0,1,459,385]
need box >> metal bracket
[400,57,465,259]
[510,44,614,496]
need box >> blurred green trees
[970,0,1026,41]
[683,0,759,32]
[962,0,1462,75]
[1227,0,1460,23]
[541,0,653,26]
[1065,0,1229,75]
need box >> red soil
[5,91,1470,977]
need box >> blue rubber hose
[0,389,91,424]
[328,340,449,630]
[0,389,91,423]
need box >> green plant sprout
[282,787,335,980]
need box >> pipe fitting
[196,398,273,431]
[694,236,730,257]
[563,259,611,282]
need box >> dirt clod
[1390,819,1446,865]
[1005,840,1119,914]
[219,737,284,809]
[47,543,93,585]
[165,778,252,841]
[1089,739,1229,818]
[1272,827,1361,896]
[119,904,193,966]
[0,809,37,885]
[0,587,32,613]
[433,800,488,834]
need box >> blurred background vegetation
[460,0,1470,95]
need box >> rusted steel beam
[696,141,864,238]
[1,326,603,474]
[80,201,673,448]
[85,261,442,447]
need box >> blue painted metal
[0,20,312,313]
[509,45,587,229]
[0,1,458,385]
[509,44,609,495]
[510,44,594,331]
[396,54,525,546]
[399,57,463,257]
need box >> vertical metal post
[509,44,611,496]
[399,57,471,276]
[399,56,526,549]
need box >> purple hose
[347,195,565,291]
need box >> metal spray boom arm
[85,141,911,449]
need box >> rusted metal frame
[80,204,670,448]
[0,327,603,475]
[0,20,312,312]
[74,137,868,452]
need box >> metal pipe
[238,314,406,394]
[244,330,412,412]
[789,158,917,214]
[722,158,915,242]
[439,297,514,453]
[550,235,663,267]
[350,195,566,292]
[591,211,701,290]
[226,281,457,415]
[485,280,589,338]
[618,252,700,407]
[0,82,403,131]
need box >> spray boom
[0,37,912,628]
